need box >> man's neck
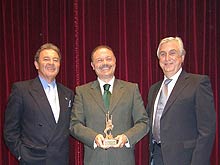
[99,76,114,83]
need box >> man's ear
[91,62,95,70]
[181,55,185,63]
[34,61,39,70]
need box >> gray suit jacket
[146,71,216,165]
[4,77,74,165]
[70,79,149,165]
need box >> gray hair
[157,36,186,57]
[34,43,61,62]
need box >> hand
[113,134,128,148]
[95,134,110,149]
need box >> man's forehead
[160,40,179,50]
[94,49,114,57]
[40,49,58,55]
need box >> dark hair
[91,45,114,62]
[34,43,61,62]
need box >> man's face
[34,49,60,83]
[158,40,185,78]
[91,48,116,81]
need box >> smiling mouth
[100,65,112,70]
[47,67,56,71]
[102,67,111,70]
[164,62,173,66]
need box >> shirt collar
[98,76,115,94]
[163,68,182,84]
[38,76,56,89]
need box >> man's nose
[48,59,55,64]
[103,59,107,65]
[165,54,170,60]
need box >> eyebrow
[169,49,177,52]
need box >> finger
[119,143,124,148]
[95,134,104,147]
[114,135,121,142]
[113,137,123,148]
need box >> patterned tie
[153,78,172,143]
[103,84,111,109]
[47,84,60,123]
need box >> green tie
[103,84,111,109]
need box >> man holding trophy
[70,45,149,165]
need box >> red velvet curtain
[1,0,219,164]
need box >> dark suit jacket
[146,71,216,165]
[4,77,74,165]
[70,79,149,165]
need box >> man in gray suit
[70,45,149,165]
[146,37,216,165]
[4,43,74,164]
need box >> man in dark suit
[146,37,216,165]
[70,45,149,165]
[4,43,74,164]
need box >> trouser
[151,142,164,165]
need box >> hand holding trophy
[103,112,117,147]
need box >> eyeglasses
[158,49,180,58]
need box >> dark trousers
[152,143,164,165]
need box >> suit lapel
[29,78,56,128]
[57,83,68,124]
[148,80,163,125]
[162,71,189,116]
[109,79,125,114]
[89,81,106,113]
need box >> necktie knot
[103,84,111,91]
[164,78,172,86]
[48,84,52,88]
[48,84,55,94]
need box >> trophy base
[103,139,117,147]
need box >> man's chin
[46,72,58,78]
[100,74,113,79]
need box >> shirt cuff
[125,137,131,148]
[94,140,97,149]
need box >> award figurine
[103,112,117,147]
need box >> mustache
[46,64,56,69]
[99,64,112,70]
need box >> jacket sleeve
[191,75,216,164]
[124,84,150,147]
[69,86,98,148]
[4,83,23,159]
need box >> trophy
[103,112,117,147]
